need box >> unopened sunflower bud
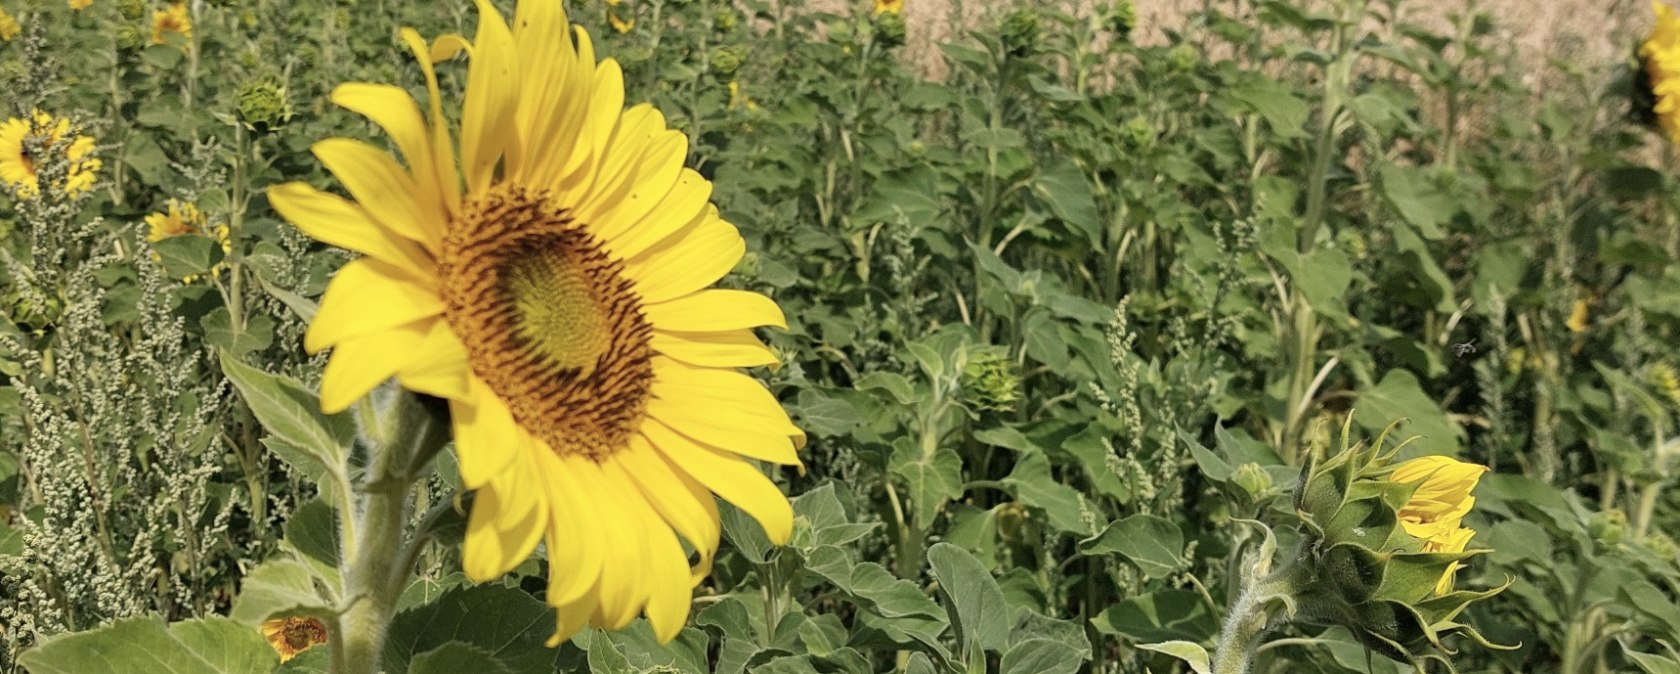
[962,350,1021,413]
[709,45,745,78]
[1000,9,1040,56]
[1122,115,1152,147]
[116,24,146,50]
[1168,42,1197,71]
[1106,0,1136,41]
[1644,530,1679,562]
[236,81,291,133]
[1649,361,1680,411]
[118,0,144,20]
[1231,462,1273,503]
[712,8,738,32]
[1589,509,1628,547]
[875,11,907,48]
[997,501,1031,543]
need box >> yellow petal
[542,453,607,606]
[396,322,472,402]
[448,379,521,489]
[318,320,437,413]
[632,491,694,643]
[575,459,650,630]
[623,208,744,304]
[642,417,793,545]
[399,28,462,214]
[544,589,596,648]
[618,438,721,583]
[459,0,519,194]
[312,138,443,253]
[643,289,786,333]
[331,83,435,183]
[464,459,546,581]
[266,182,434,280]
[305,258,444,353]
[604,169,712,260]
[651,329,778,369]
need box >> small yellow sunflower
[873,0,904,16]
[0,110,101,199]
[261,617,328,662]
[150,1,190,45]
[607,8,633,33]
[145,199,207,242]
[145,199,231,281]
[69,0,92,11]
[1643,2,1680,143]
[0,7,19,43]
[268,0,802,645]
[1390,455,1487,595]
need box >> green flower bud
[118,0,144,20]
[1000,9,1040,57]
[235,81,292,134]
[1643,530,1678,561]
[1106,0,1136,41]
[712,8,738,33]
[116,24,146,50]
[1168,43,1197,71]
[997,502,1031,543]
[1231,462,1273,504]
[874,11,907,48]
[709,45,745,79]
[962,350,1021,413]
[1122,114,1153,148]
[1589,508,1627,547]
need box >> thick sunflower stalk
[1208,416,1510,674]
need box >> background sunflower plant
[4,0,1680,672]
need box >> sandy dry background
[812,0,1655,83]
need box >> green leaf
[1079,514,1184,579]
[152,235,222,279]
[1229,80,1309,139]
[219,352,353,490]
[283,498,340,568]
[927,543,1012,658]
[1090,589,1216,643]
[1484,520,1551,566]
[1137,641,1212,674]
[999,637,1085,674]
[230,559,334,626]
[1377,163,1453,238]
[18,616,278,674]
[890,441,963,528]
[1033,159,1101,248]
[1626,650,1680,674]
[384,585,558,674]
[1001,451,1104,537]
[793,389,858,438]
[856,372,915,405]
[1353,370,1463,458]
[409,642,515,674]
[203,308,276,360]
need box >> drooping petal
[305,258,445,353]
[463,455,547,581]
[318,319,438,413]
[641,418,793,545]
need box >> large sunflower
[1643,1,1680,143]
[0,110,101,199]
[267,0,802,645]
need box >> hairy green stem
[337,392,448,674]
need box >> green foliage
[2,0,1679,672]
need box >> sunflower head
[150,2,191,45]
[261,617,328,662]
[1286,418,1508,661]
[146,199,207,242]
[1640,2,1680,142]
[70,0,93,11]
[0,8,17,42]
[269,0,801,646]
[872,0,903,15]
[0,110,102,200]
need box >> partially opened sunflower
[267,0,802,645]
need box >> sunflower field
[2,0,1680,672]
